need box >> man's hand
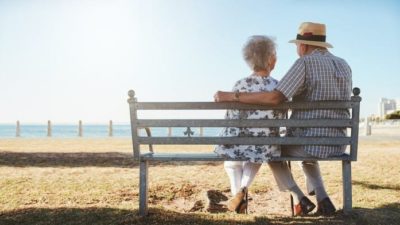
[214,91,235,102]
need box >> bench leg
[287,161,295,216]
[342,160,352,214]
[139,160,149,216]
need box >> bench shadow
[0,203,399,225]
[0,152,222,168]
[353,180,400,191]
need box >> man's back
[293,49,352,102]
[291,49,352,120]
[276,48,353,157]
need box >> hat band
[296,34,326,42]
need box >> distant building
[379,98,398,118]
[397,99,400,111]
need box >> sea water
[0,124,221,138]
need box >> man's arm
[214,90,286,106]
[214,55,306,105]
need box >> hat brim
[289,39,333,48]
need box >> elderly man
[214,22,352,216]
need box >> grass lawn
[0,136,399,225]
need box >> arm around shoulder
[237,90,286,106]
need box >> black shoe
[316,197,336,215]
[294,197,316,216]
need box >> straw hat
[289,22,333,48]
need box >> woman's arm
[214,90,286,106]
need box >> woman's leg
[241,162,262,188]
[224,161,243,195]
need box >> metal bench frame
[128,88,361,216]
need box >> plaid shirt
[275,49,352,158]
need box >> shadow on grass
[353,180,400,191]
[0,204,399,225]
[0,152,222,168]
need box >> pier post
[109,120,113,137]
[78,120,83,137]
[16,120,20,137]
[47,120,52,137]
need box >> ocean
[0,124,221,138]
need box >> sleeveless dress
[214,74,284,163]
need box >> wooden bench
[128,88,361,216]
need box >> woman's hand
[214,91,235,102]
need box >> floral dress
[214,74,283,163]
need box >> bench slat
[135,101,356,110]
[137,137,352,145]
[140,153,351,161]
[136,119,353,128]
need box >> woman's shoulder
[256,75,279,88]
[233,74,256,87]
[267,76,279,85]
[235,74,256,82]
[233,74,279,91]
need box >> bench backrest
[128,88,361,161]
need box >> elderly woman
[214,35,283,213]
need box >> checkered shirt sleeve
[275,58,306,99]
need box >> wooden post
[16,120,20,137]
[47,120,52,137]
[199,127,204,137]
[78,120,83,137]
[167,127,172,137]
[108,120,113,137]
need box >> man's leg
[268,161,305,205]
[269,146,309,200]
[282,147,328,202]
[283,146,335,214]
[301,161,328,202]
[241,162,261,188]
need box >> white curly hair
[242,35,276,72]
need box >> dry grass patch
[0,136,400,224]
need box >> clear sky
[0,0,399,123]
